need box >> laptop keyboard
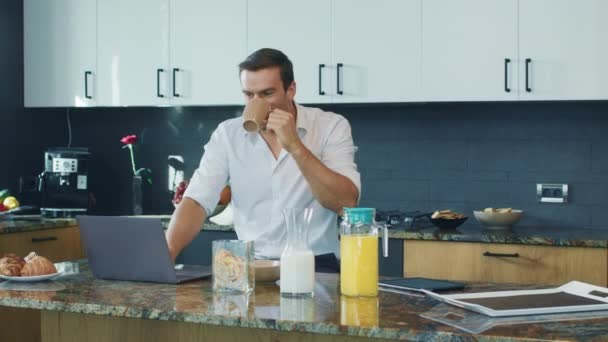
[175,265,212,281]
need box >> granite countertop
[0,215,234,234]
[1,262,607,341]
[0,215,78,234]
[386,224,608,248]
[3,215,607,248]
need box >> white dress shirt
[183,104,361,259]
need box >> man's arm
[267,109,359,213]
[165,198,207,262]
[291,145,359,213]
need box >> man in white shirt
[166,48,360,272]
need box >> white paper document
[421,281,608,317]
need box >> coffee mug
[242,98,271,132]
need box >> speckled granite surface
[0,215,78,234]
[0,215,233,234]
[3,215,607,248]
[386,225,608,248]
[1,262,608,341]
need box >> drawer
[0,226,84,262]
[404,240,608,287]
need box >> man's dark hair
[238,48,294,91]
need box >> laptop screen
[77,216,178,283]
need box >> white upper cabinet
[170,0,246,105]
[248,0,421,104]
[24,0,97,107]
[519,0,608,100]
[24,0,608,106]
[422,0,518,101]
[97,0,170,106]
[332,0,421,103]
[247,0,332,104]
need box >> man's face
[240,67,295,112]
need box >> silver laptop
[77,215,212,284]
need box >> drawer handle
[157,68,165,98]
[336,63,343,95]
[31,236,58,243]
[483,251,519,258]
[504,58,511,93]
[525,58,532,92]
[84,71,93,99]
[318,64,325,95]
[172,68,181,97]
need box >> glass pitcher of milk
[340,207,388,297]
[280,208,315,298]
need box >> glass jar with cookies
[212,240,254,293]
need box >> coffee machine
[39,147,91,218]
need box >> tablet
[379,277,465,292]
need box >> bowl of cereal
[251,259,280,283]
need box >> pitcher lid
[343,207,375,224]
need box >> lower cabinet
[379,239,403,277]
[176,230,237,265]
[404,240,608,287]
[0,226,86,342]
[0,226,85,261]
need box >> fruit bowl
[430,216,468,229]
[474,209,523,229]
[429,210,467,229]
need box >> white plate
[0,272,62,282]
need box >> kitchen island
[1,262,608,341]
[3,214,608,284]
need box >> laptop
[77,215,212,284]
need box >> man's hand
[166,197,207,262]
[266,109,303,153]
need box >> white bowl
[251,259,280,283]
[473,210,523,229]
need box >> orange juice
[340,234,378,297]
[340,295,379,327]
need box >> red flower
[120,135,137,145]
[120,134,152,184]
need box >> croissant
[0,254,25,276]
[20,252,57,276]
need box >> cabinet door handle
[337,63,343,95]
[504,58,511,93]
[483,251,519,258]
[525,58,532,92]
[32,236,58,243]
[318,64,325,95]
[157,69,165,98]
[173,68,180,97]
[84,71,93,99]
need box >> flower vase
[132,175,143,215]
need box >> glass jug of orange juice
[340,295,379,327]
[340,207,388,297]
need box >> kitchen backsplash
[3,0,608,229]
[2,101,608,230]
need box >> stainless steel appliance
[375,210,434,230]
[38,147,90,218]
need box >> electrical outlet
[537,183,568,203]
[168,155,184,192]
